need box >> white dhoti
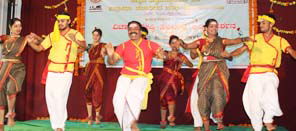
[243,72,283,131]
[113,75,148,131]
[45,72,73,130]
[190,76,203,127]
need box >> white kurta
[46,72,73,130]
[113,75,148,131]
[243,72,283,131]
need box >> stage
[5,120,288,131]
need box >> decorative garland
[273,27,296,35]
[249,0,258,36]
[74,0,86,76]
[267,1,296,35]
[44,0,77,28]
[71,18,78,27]
[44,0,69,9]
[76,0,85,35]
[269,0,296,12]
[270,0,296,6]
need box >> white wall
[0,0,8,35]
[0,0,21,58]
[0,0,22,35]
[0,0,8,59]
[14,0,22,19]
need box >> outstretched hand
[244,37,256,42]
[100,45,107,57]
[105,43,114,56]
[29,32,38,38]
[27,32,43,45]
[26,34,35,44]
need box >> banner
[84,0,250,68]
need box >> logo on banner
[89,5,102,12]
[227,0,248,4]
[89,0,102,12]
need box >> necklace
[5,36,18,53]
[203,51,209,56]
[5,41,16,53]
[202,38,212,56]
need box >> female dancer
[158,35,193,128]
[84,27,106,125]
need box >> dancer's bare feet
[87,116,93,125]
[194,127,202,131]
[167,115,176,126]
[203,119,211,131]
[95,115,102,124]
[265,123,277,131]
[56,128,63,131]
[131,121,140,131]
[217,122,224,130]
[6,112,15,127]
[160,120,167,129]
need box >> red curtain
[17,0,296,130]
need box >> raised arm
[190,48,199,59]
[68,32,87,49]
[0,35,9,44]
[223,37,255,45]
[181,55,193,67]
[149,41,165,60]
[0,35,5,44]
[100,44,107,57]
[105,43,121,65]
[280,38,296,60]
[181,39,200,49]
[154,48,166,60]
[27,41,44,52]
[230,45,248,57]
[28,33,44,44]
[286,47,296,60]
[27,34,44,52]
[75,39,87,49]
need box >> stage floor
[4,120,288,131]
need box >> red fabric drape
[17,0,296,130]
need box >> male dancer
[105,21,164,131]
[28,12,86,131]
[231,14,296,131]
